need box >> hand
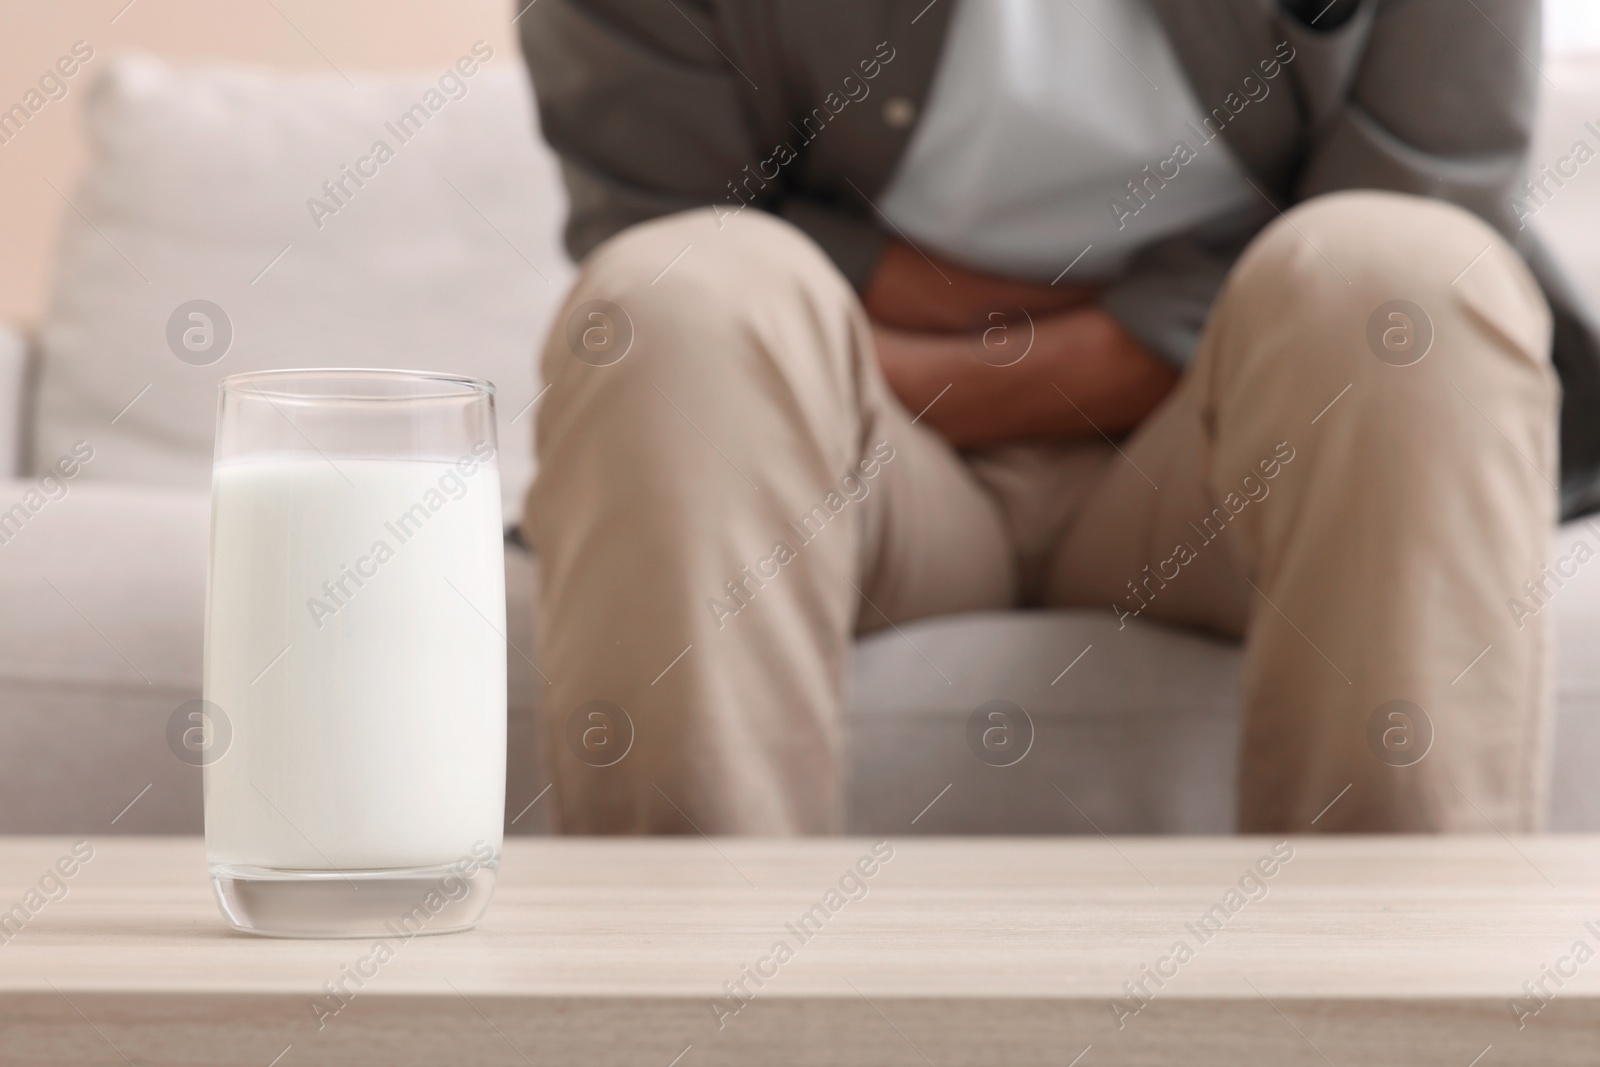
[863,239,1101,333]
[872,309,1179,449]
[863,239,1178,447]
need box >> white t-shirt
[879,0,1256,283]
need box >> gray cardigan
[520,0,1600,518]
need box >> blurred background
[3,0,1600,840]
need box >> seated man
[518,0,1600,833]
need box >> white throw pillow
[32,50,573,520]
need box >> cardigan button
[882,96,917,129]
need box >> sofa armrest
[0,322,29,477]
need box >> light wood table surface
[1,835,1597,1065]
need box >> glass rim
[219,367,496,402]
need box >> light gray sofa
[4,51,1600,836]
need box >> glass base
[211,861,497,938]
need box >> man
[519,0,1600,834]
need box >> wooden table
[1,836,1597,1065]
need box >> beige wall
[0,0,520,329]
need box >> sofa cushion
[30,52,573,521]
[845,611,1240,834]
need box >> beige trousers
[528,191,1558,835]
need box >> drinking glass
[203,369,506,937]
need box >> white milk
[203,454,506,871]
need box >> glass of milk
[203,369,506,937]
